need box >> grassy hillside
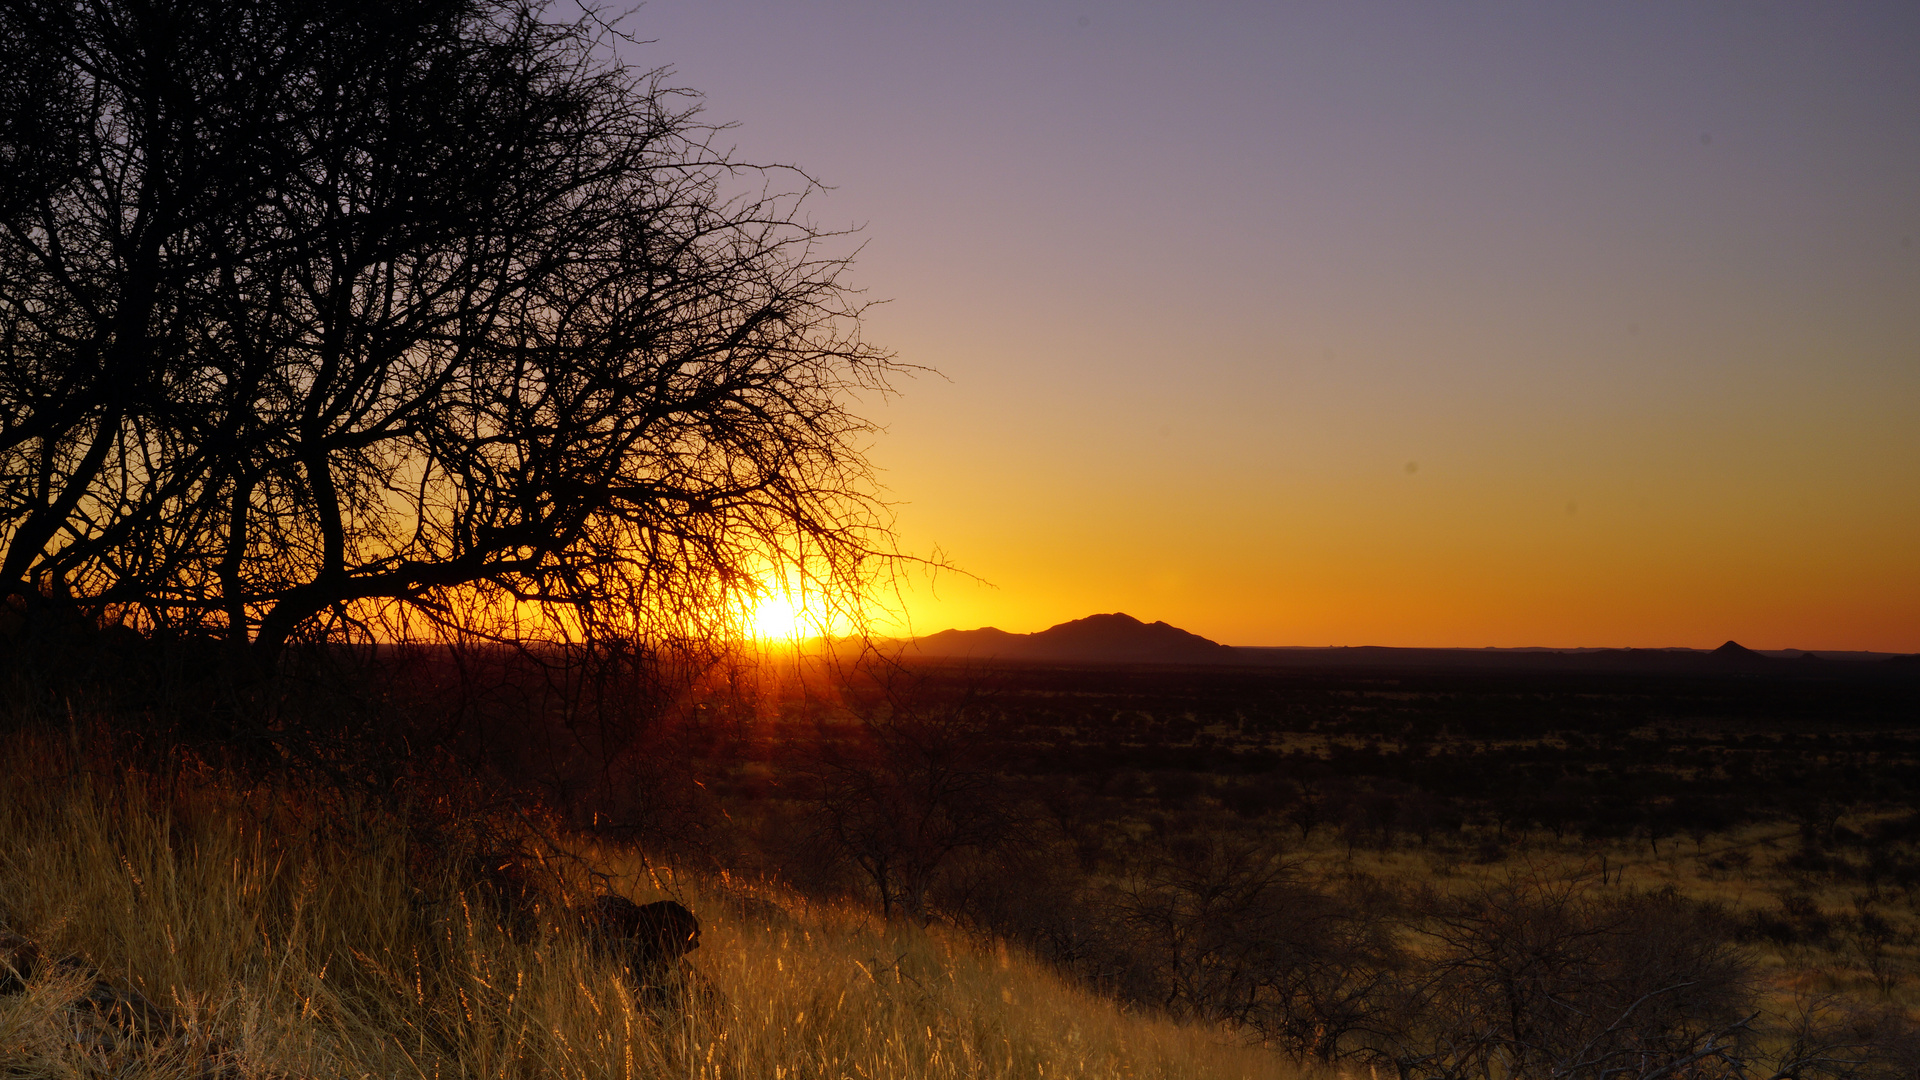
[0,731,1289,1080]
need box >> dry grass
[0,733,1293,1079]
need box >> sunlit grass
[1287,816,1920,1014]
[0,731,1293,1079]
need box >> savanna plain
[5,643,1920,1080]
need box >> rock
[578,895,702,1006]
[584,895,700,962]
[0,931,39,994]
[69,972,176,1052]
[0,930,247,1078]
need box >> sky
[623,1,1920,651]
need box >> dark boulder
[578,895,702,1005]
[1,931,38,994]
[0,931,208,1065]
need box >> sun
[747,591,811,642]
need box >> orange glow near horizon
[868,368,1920,653]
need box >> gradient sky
[626,2,1920,651]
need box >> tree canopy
[0,0,896,665]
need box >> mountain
[911,613,1235,664]
[904,620,1919,677]
[1707,639,1776,671]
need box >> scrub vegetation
[6,647,1920,1079]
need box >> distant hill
[1219,642,1916,679]
[911,613,1235,664]
[904,621,1918,678]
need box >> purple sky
[620,2,1920,649]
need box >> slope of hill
[0,730,1282,1080]
[911,612,1235,664]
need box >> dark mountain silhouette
[912,613,1234,664]
[1708,639,1776,671]
[905,619,1916,678]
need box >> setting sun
[747,590,811,642]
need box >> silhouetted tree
[803,671,1018,921]
[0,0,893,668]
[1115,836,1402,1059]
[1371,876,1755,1080]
